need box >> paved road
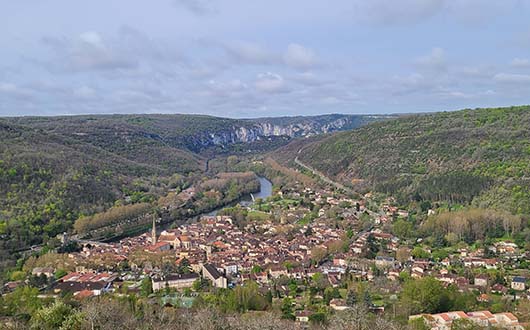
[294,152,358,196]
[294,150,382,218]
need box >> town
[5,177,530,329]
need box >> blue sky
[1,0,530,117]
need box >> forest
[290,106,530,214]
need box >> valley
[1,107,530,330]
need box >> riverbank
[93,176,273,242]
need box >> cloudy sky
[1,0,530,117]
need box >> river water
[96,177,274,241]
[206,176,273,216]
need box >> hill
[4,113,384,154]
[290,106,530,214]
[0,113,381,266]
[0,120,204,262]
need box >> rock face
[2,113,392,154]
[180,114,385,151]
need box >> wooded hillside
[292,106,530,213]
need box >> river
[77,177,273,243]
[157,176,272,232]
[205,176,273,216]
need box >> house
[3,281,22,292]
[176,235,192,249]
[474,274,488,287]
[491,283,508,294]
[295,310,313,323]
[53,281,107,296]
[436,273,455,285]
[327,274,341,287]
[224,264,239,275]
[511,277,526,291]
[269,265,288,278]
[468,311,524,329]
[411,265,425,278]
[151,273,199,291]
[375,256,395,268]
[476,293,490,303]
[31,267,55,278]
[411,311,525,330]
[158,231,178,248]
[329,299,349,311]
[202,263,228,288]
[146,241,171,253]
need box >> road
[294,149,358,196]
[294,149,381,218]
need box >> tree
[516,299,530,322]
[193,278,209,292]
[327,304,373,330]
[395,247,411,263]
[2,286,42,319]
[408,317,429,330]
[363,290,372,307]
[311,246,328,265]
[251,265,263,273]
[140,277,153,297]
[451,318,484,330]
[266,290,273,304]
[30,300,73,330]
[400,277,449,314]
[392,219,413,239]
[346,290,357,307]
[178,258,191,274]
[311,272,328,290]
[280,297,295,320]
[54,269,67,280]
[309,312,327,325]
[365,234,379,259]
[411,247,431,259]
[324,287,341,304]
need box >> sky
[1,0,530,118]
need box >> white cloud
[353,0,444,25]
[493,73,530,84]
[416,47,447,71]
[224,41,276,65]
[290,72,328,86]
[73,86,96,99]
[0,82,33,99]
[254,72,290,93]
[351,0,519,26]
[112,89,155,102]
[42,31,137,72]
[206,79,248,97]
[78,32,104,47]
[173,0,217,15]
[284,43,317,70]
[510,58,530,68]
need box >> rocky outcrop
[180,114,388,152]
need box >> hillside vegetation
[4,113,380,154]
[294,106,530,214]
[0,120,203,264]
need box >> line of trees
[421,209,525,244]
[74,203,152,234]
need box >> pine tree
[346,290,357,307]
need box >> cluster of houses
[410,311,527,330]
[28,206,528,302]
[6,184,529,327]
[52,271,116,298]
